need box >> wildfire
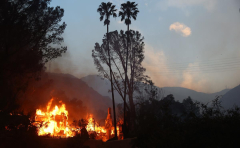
[33,98,123,140]
[86,114,108,134]
[33,99,73,137]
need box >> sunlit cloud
[169,22,191,37]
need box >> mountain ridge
[81,74,230,104]
[21,73,112,123]
[221,85,240,109]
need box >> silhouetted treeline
[0,0,68,146]
[134,94,240,148]
[0,0,67,113]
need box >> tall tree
[0,0,67,112]
[119,1,139,135]
[92,30,147,137]
[97,2,118,138]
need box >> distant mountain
[81,75,123,103]
[162,87,229,103]
[221,85,240,109]
[81,75,230,104]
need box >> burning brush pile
[32,98,123,141]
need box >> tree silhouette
[0,0,67,113]
[97,2,118,139]
[119,1,139,136]
[135,94,240,148]
[92,30,148,139]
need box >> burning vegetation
[33,99,72,137]
[33,98,122,141]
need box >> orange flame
[33,99,122,140]
[34,99,73,137]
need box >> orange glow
[33,99,122,140]
[33,99,73,137]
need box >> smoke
[46,51,96,78]
[143,44,179,88]
[142,44,233,93]
[180,63,208,92]
[46,52,76,75]
[19,73,111,123]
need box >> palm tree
[119,1,139,136]
[97,2,118,139]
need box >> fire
[86,114,95,131]
[34,99,73,137]
[33,98,123,140]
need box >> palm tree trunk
[130,43,136,130]
[123,24,130,138]
[107,24,117,139]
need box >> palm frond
[125,19,131,25]
[97,2,117,25]
[113,13,117,18]
[118,1,139,26]
[132,15,136,20]
[97,7,102,13]
[100,15,104,21]
[104,19,110,26]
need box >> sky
[49,0,240,93]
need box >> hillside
[81,75,230,104]
[162,87,229,103]
[20,73,112,122]
[81,75,123,103]
[221,85,240,109]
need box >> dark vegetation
[134,88,240,148]
[0,0,66,113]
[0,0,67,147]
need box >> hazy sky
[49,0,240,93]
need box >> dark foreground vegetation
[134,93,240,148]
[1,94,240,148]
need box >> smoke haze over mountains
[47,0,240,94]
